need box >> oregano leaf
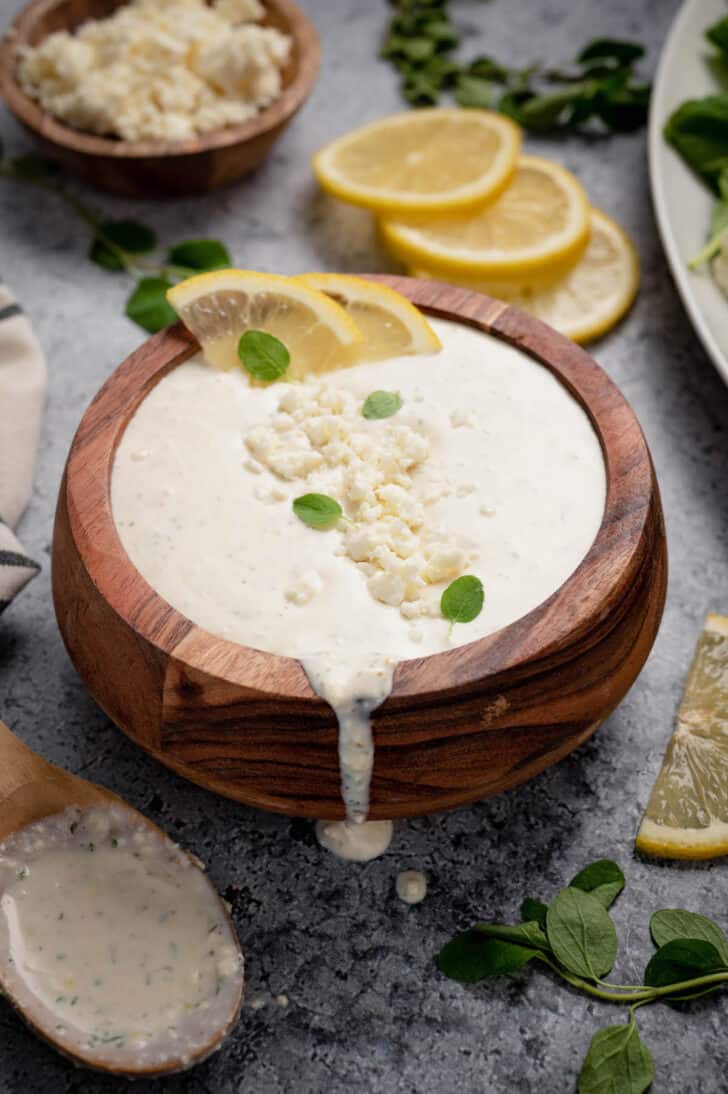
[90,219,157,271]
[440,575,484,626]
[362,390,403,420]
[168,239,231,271]
[546,887,617,980]
[651,910,728,964]
[475,921,550,952]
[569,860,625,909]
[238,330,290,382]
[125,278,177,333]
[437,930,538,983]
[644,938,727,989]
[521,898,549,928]
[578,1018,654,1094]
[292,493,343,530]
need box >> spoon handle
[0,719,106,841]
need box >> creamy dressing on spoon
[112,319,606,856]
[0,806,243,1072]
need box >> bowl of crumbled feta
[0,0,319,196]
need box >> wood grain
[52,277,668,819]
[0,0,320,196]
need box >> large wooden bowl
[52,277,667,820]
[0,0,319,197]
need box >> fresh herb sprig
[292,493,343,529]
[440,574,484,634]
[238,330,291,381]
[381,2,649,133]
[362,390,403,419]
[663,16,728,269]
[438,859,728,1092]
[0,147,231,332]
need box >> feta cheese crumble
[244,383,477,618]
[18,0,291,142]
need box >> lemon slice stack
[313,109,639,343]
[167,269,441,377]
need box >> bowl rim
[60,275,659,708]
[0,0,320,160]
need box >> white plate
[649,0,728,385]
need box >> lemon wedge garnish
[381,154,590,279]
[312,108,521,215]
[408,209,638,343]
[636,613,728,860]
[295,273,441,359]
[167,269,363,377]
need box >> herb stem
[537,953,728,1005]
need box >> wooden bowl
[0,0,320,197]
[52,277,667,820]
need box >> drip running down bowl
[51,277,667,820]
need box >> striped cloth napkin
[0,281,46,615]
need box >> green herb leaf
[569,860,625,909]
[468,55,512,83]
[546,887,617,980]
[454,74,493,109]
[577,39,645,67]
[664,94,728,191]
[238,330,291,382]
[362,390,403,420]
[125,278,177,333]
[651,909,728,963]
[706,15,728,59]
[168,239,232,271]
[440,575,484,626]
[475,921,550,952]
[90,219,157,271]
[437,930,539,983]
[644,938,727,989]
[689,166,728,267]
[521,898,549,928]
[578,1018,654,1094]
[292,493,343,530]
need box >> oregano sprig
[437,860,728,1092]
[0,145,231,333]
[381,1,649,133]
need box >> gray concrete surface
[1,0,727,1090]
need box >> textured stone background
[1,0,728,1090]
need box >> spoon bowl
[0,719,243,1076]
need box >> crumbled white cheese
[284,570,323,606]
[18,0,291,142]
[712,231,728,298]
[244,383,477,617]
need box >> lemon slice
[167,270,363,377]
[408,209,638,343]
[636,613,728,860]
[312,108,521,215]
[381,154,590,278]
[295,273,441,359]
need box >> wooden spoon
[0,719,244,1076]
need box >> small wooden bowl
[52,277,667,820]
[0,0,319,197]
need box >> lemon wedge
[381,154,590,279]
[295,273,441,359]
[408,209,638,343]
[312,108,521,215]
[167,270,363,377]
[636,613,728,860]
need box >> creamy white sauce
[0,806,243,1072]
[396,870,428,904]
[112,319,606,854]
